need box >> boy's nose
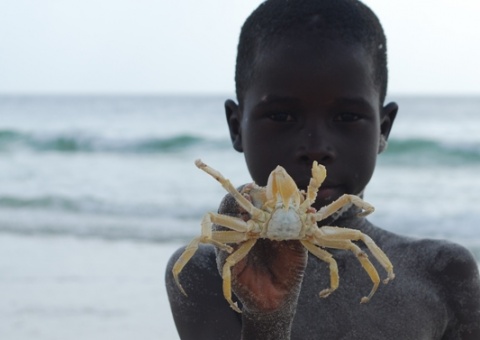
[296,128,336,165]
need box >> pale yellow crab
[173,159,395,313]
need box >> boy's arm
[433,242,480,339]
[165,245,242,340]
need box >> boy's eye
[268,112,295,122]
[334,112,362,122]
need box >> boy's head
[235,0,388,106]
[225,0,397,207]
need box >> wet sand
[0,234,180,339]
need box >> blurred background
[1,1,479,339]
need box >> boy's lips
[296,177,342,202]
[316,186,342,202]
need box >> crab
[173,159,395,313]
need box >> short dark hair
[235,0,388,104]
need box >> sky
[0,0,479,95]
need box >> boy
[166,0,480,339]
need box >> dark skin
[166,38,480,339]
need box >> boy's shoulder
[378,228,480,319]
[417,237,477,270]
[402,237,480,337]
[373,227,478,279]
[381,229,478,273]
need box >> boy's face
[226,39,397,208]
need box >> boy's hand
[226,239,307,314]
[215,191,308,339]
[216,238,307,340]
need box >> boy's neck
[322,205,371,232]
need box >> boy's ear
[225,99,243,152]
[378,102,398,153]
[380,101,398,139]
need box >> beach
[1,95,479,339]
[0,234,180,340]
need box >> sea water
[1,95,480,260]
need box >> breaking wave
[0,129,229,154]
[1,129,479,165]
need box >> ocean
[1,95,479,338]
[2,95,480,249]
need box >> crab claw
[266,166,301,210]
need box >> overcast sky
[1,0,479,95]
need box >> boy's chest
[292,253,448,339]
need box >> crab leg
[173,228,252,296]
[299,161,327,211]
[314,194,375,221]
[206,212,251,233]
[301,240,339,298]
[313,227,395,302]
[172,238,225,295]
[318,226,395,283]
[316,237,380,303]
[172,236,205,295]
[173,210,250,293]
[195,159,268,222]
[222,238,257,313]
